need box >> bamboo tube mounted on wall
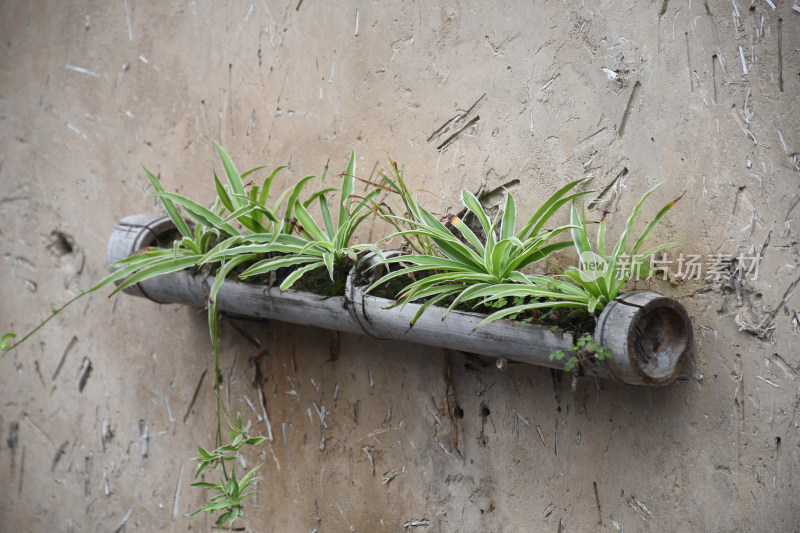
[108,215,693,386]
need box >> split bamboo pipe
[108,215,692,386]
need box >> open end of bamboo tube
[594,291,692,385]
[107,215,178,299]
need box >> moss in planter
[269,257,355,297]
[153,228,184,248]
[363,270,420,301]
[143,239,354,296]
[483,295,595,333]
[287,264,350,296]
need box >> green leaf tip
[1,332,17,351]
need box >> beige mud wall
[1,1,798,531]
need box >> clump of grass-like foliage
[1,145,682,529]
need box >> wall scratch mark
[52,336,78,381]
[777,18,783,92]
[18,446,25,496]
[183,369,207,423]
[436,115,480,152]
[712,54,719,103]
[526,76,534,136]
[229,64,234,138]
[427,93,486,148]
[594,481,603,525]
[617,81,641,138]
[685,32,693,92]
[123,0,133,41]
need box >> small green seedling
[549,333,613,372]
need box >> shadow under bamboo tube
[108,215,692,386]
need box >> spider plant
[236,151,381,291]
[355,158,439,257]
[366,178,592,326]
[156,141,309,244]
[560,184,683,312]
[469,183,684,328]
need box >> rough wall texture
[1,1,798,532]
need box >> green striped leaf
[213,141,246,208]
[144,167,192,238]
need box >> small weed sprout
[549,333,613,372]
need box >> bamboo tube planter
[108,215,693,386]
